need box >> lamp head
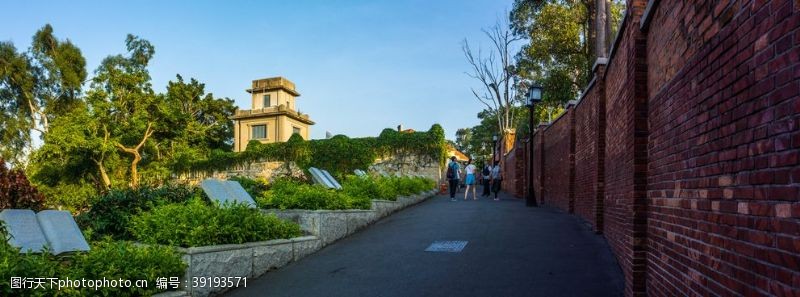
[526,85,543,106]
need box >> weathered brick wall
[574,78,606,232]
[507,1,799,295]
[646,0,800,296]
[543,109,574,211]
[534,129,546,204]
[604,8,648,296]
[500,143,526,198]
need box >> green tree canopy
[0,24,87,165]
[510,0,624,122]
[21,27,235,210]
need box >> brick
[776,203,793,218]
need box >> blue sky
[1,0,515,140]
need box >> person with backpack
[446,156,461,201]
[481,163,492,197]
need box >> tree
[159,75,235,173]
[454,128,473,153]
[510,0,624,123]
[0,24,87,166]
[0,42,34,165]
[462,18,523,137]
[87,34,159,188]
[29,24,87,133]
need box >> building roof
[247,77,301,97]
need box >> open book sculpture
[0,209,90,255]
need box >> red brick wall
[543,109,575,212]
[646,0,800,296]
[500,142,526,198]
[605,8,649,295]
[506,1,800,295]
[574,76,606,232]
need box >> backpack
[446,163,456,179]
[482,167,491,176]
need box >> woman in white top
[463,159,477,200]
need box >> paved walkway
[226,191,624,297]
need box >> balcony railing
[234,105,310,120]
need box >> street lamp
[525,85,543,207]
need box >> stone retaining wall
[158,189,436,297]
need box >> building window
[293,126,301,135]
[263,95,271,108]
[251,124,267,139]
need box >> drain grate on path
[425,241,468,252]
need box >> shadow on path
[226,191,624,297]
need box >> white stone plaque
[320,169,343,190]
[201,179,257,208]
[309,167,336,189]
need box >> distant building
[446,144,470,162]
[231,77,315,152]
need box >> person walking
[491,161,502,200]
[463,159,477,200]
[481,163,492,197]
[446,156,461,201]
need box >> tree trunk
[94,159,111,189]
[606,0,612,51]
[585,0,597,82]
[115,122,154,188]
[596,0,608,58]
[129,152,141,188]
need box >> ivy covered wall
[177,124,447,181]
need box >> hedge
[76,184,202,241]
[0,239,185,297]
[256,176,436,210]
[130,199,302,247]
[257,179,371,210]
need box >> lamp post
[525,85,543,207]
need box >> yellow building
[231,77,315,152]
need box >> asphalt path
[226,191,624,297]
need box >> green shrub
[69,240,186,297]
[387,176,434,196]
[130,199,302,247]
[77,184,202,240]
[0,239,186,297]
[229,176,269,198]
[258,179,371,210]
[351,176,434,198]
[0,242,71,297]
[37,182,97,213]
[342,175,398,201]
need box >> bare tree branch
[463,17,520,135]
